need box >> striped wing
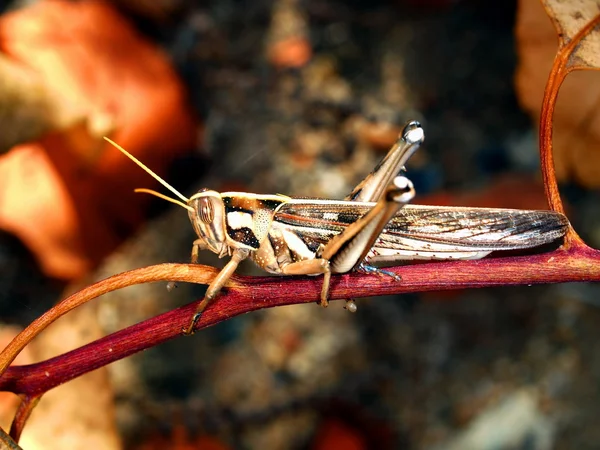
[274,200,569,261]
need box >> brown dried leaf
[569,23,600,69]
[542,0,599,45]
[541,0,600,69]
[516,0,600,187]
[0,1,197,280]
[0,54,88,154]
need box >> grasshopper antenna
[134,188,194,212]
[103,137,190,203]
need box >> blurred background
[0,0,599,449]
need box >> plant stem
[1,244,600,396]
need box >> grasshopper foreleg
[167,239,207,292]
[183,247,250,335]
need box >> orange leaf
[0,1,197,279]
[516,0,600,187]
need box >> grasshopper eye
[198,198,214,223]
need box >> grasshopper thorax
[188,190,230,257]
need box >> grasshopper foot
[182,312,202,336]
[357,264,402,282]
[167,281,177,292]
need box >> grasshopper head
[103,137,233,258]
[188,190,229,257]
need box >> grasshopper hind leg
[302,176,416,309]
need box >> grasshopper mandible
[105,121,569,334]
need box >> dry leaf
[516,0,600,187]
[540,0,600,69]
[0,1,197,279]
[0,54,87,153]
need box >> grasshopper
[105,121,569,334]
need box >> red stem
[0,244,599,396]
[538,61,566,215]
[538,13,600,246]
[9,395,40,442]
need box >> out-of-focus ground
[1,1,600,449]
